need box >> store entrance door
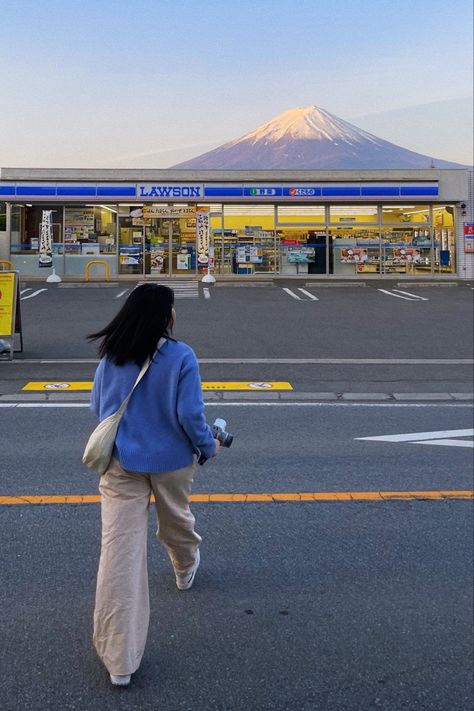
[144,213,197,277]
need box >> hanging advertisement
[64,207,94,243]
[143,205,196,219]
[464,224,474,253]
[38,210,53,268]
[196,207,210,264]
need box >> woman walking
[87,283,218,687]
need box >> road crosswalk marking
[137,281,199,298]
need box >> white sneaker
[110,674,131,686]
[176,549,200,590]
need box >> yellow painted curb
[22,381,294,392]
[0,491,472,506]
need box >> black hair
[87,284,174,366]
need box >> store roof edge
[0,167,469,182]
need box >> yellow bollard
[0,260,14,271]
[85,260,110,283]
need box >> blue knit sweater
[90,339,216,473]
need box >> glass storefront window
[65,205,117,257]
[277,207,326,275]
[382,228,432,274]
[382,205,430,224]
[433,205,455,273]
[329,228,381,275]
[0,202,6,232]
[330,205,378,224]
[222,205,276,274]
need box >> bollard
[85,260,110,283]
[0,260,14,271]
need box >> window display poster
[150,248,165,272]
[392,247,422,264]
[196,208,210,264]
[177,251,191,270]
[236,245,263,264]
[340,248,368,264]
[64,208,94,242]
[287,247,315,263]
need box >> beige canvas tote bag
[82,338,166,475]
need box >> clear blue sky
[0,0,472,166]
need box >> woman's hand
[213,439,221,456]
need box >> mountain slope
[171,106,464,169]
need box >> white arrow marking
[115,289,129,298]
[20,288,32,295]
[20,288,47,300]
[413,438,473,448]
[356,429,474,442]
[203,288,211,299]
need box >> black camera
[198,418,233,465]
[212,418,233,447]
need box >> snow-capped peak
[229,105,383,147]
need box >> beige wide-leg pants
[93,456,201,676]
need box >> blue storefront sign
[0,181,440,201]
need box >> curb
[1,392,472,403]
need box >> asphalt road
[0,281,473,710]
[1,281,473,396]
[0,404,473,710]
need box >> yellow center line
[0,491,472,506]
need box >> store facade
[0,168,470,279]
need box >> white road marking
[115,289,129,298]
[378,289,418,301]
[203,288,211,299]
[282,288,301,300]
[20,288,32,295]
[356,429,474,442]
[137,281,199,298]
[392,289,429,301]
[414,438,473,448]
[297,288,319,301]
[20,289,48,301]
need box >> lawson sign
[138,183,203,199]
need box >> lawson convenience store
[0,168,471,279]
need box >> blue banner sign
[0,181,440,201]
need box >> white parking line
[378,289,418,301]
[297,288,319,301]
[392,289,429,301]
[20,288,32,296]
[115,289,129,299]
[203,288,211,299]
[282,288,302,300]
[20,289,48,301]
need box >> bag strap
[115,337,167,418]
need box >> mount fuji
[171,105,464,169]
